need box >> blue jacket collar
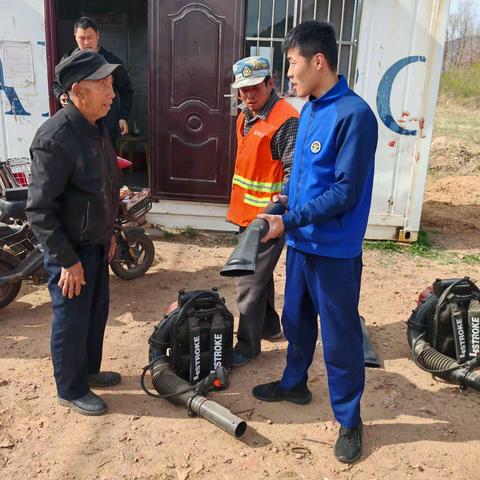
[309,75,349,105]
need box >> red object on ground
[165,301,178,315]
[417,286,434,305]
[117,156,133,170]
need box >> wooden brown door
[149,0,244,203]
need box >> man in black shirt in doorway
[53,16,133,147]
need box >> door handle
[224,89,238,116]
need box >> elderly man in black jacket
[53,16,133,147]
[27,49,122,415]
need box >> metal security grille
[245,0,360,94]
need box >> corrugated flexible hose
[408,329,480,390]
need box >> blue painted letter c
[377,56,426,136]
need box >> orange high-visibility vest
[226,99,299,227]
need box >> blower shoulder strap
[209,311,226,371]
[468,299,480,359]
[189,315,202,383]
[450,302,468,363]
[435,278,480,363]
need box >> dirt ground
[1,106,480,480]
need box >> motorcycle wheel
[0,249,22,309]
[110,231,155,280]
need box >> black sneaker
[252,380,312,405]
[334,421,363,463]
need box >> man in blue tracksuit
[252,21,378,463]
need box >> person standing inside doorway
[53,16,133,147]
[252,22,378,463]
[226,56,299,367]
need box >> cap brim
[231,76,266,89]
[83,63,122,81]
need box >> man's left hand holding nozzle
[257,194,288,243]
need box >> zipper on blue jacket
[293,104,318,206]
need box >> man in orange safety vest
[226,56,299,367]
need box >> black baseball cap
[55,49,122,92]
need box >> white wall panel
[0,0,49,161]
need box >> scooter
[0,192,45,308]
[0,157,155,309]
[110,156,155,280]
[110,185,155,280]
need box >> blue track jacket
[282,76,378,258]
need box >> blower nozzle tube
[150,357,247,438]
[360,316,380,368]
[221,202,286,277]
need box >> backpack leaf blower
[407,277,480,390]
[141,289,247,438]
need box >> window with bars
[245,0,360,94]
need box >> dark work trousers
[234,234,285,359]
[280,247,364,428]
[44,244,110,401]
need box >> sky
[449,0,480,17]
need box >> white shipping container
[356,0,450,241]
[0,0,451,242]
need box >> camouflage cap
[231,56,271,89]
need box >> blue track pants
[280,247,364,428]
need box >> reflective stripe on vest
[232,174,283,194]
[243,193,272,208]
